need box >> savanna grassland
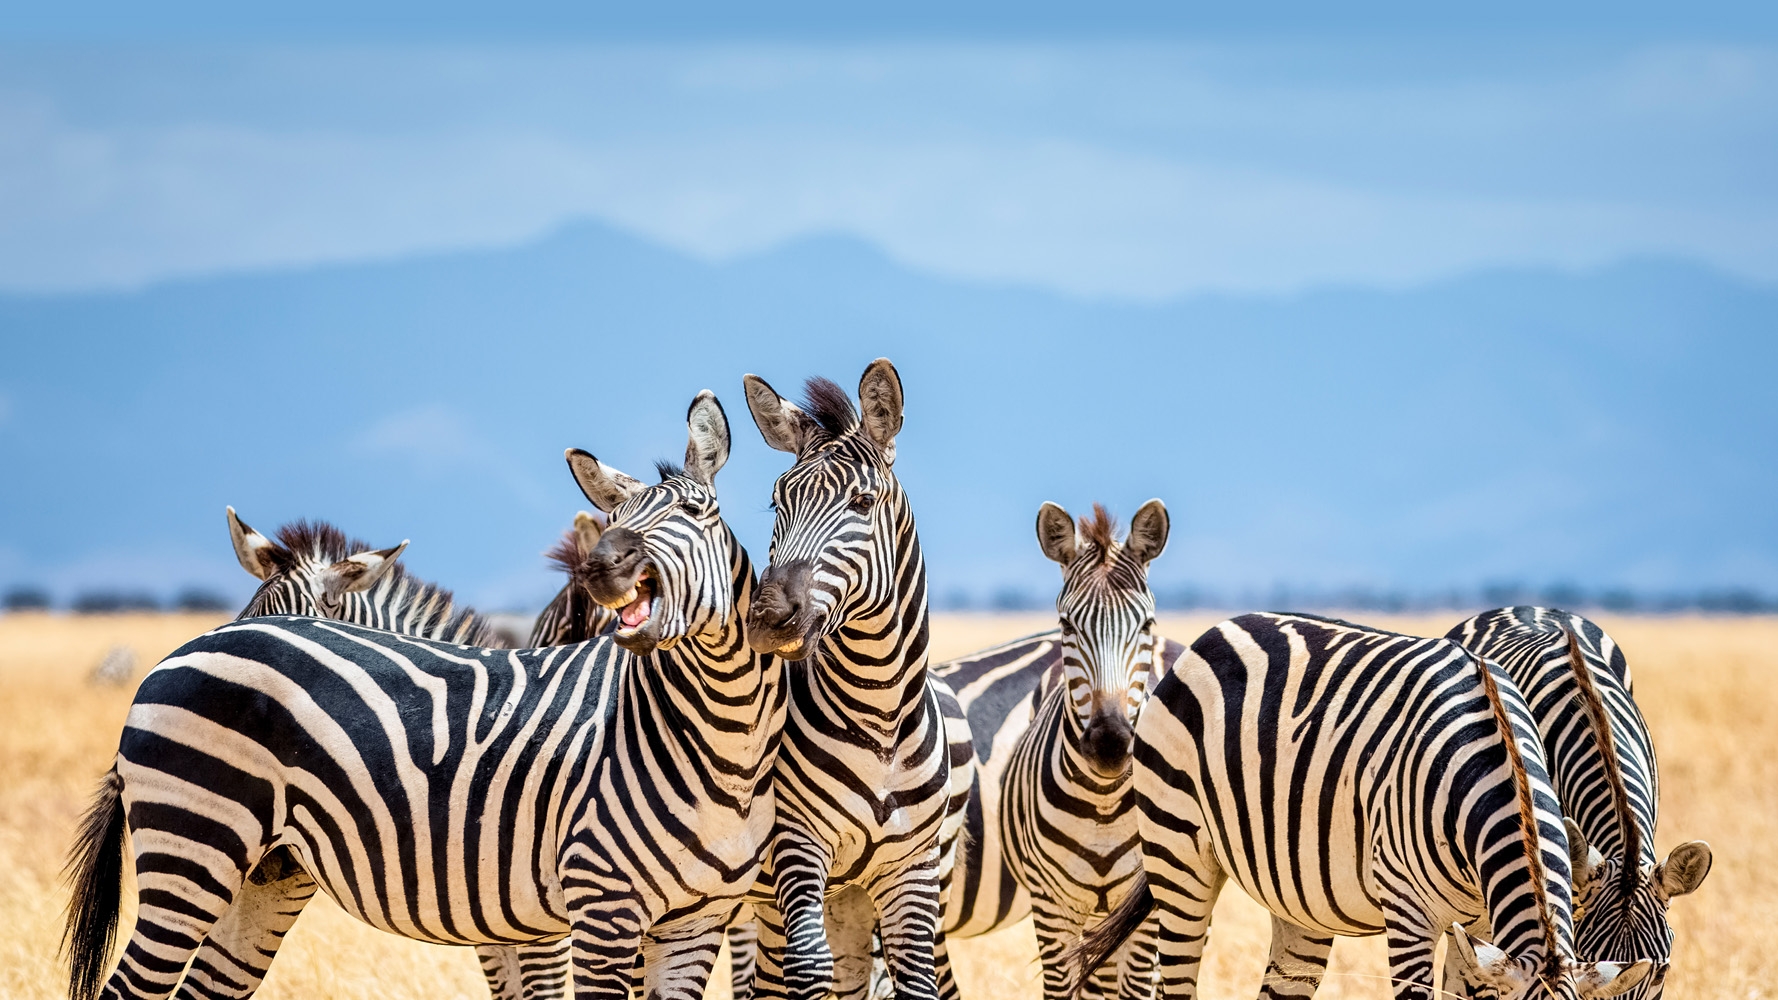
[1,611,1769,999]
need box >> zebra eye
[849,493,876,513]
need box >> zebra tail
[63,767,125,1000]
[1063,869,1155,999]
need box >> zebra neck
[618,540,781,782]
[810,495,932,731]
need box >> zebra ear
[1565,818,1601,884]
[573,511,604,559]
[1125,499,1170,566]
[683,390,731,485]
[1656,840,1712,899]
[1036,503,1077,564]
[227,506,287,581]
[857,357,904,460]
[323,540,408,597]
[1578,960,1654,999]
[1448,925,1528,993]
[566,448,644,513]
[744,374,817,455]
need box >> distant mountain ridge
[2,220,1773,610]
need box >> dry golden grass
[0,611,1768,999]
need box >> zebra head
[741,358,908,659]
[1450,923,1654,1000]
[1035,500,1168,778]
[1565,822,1711,999]
[564,389,737,656]
[227,507,409,619]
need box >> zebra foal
[64,391,784,1000]
[1448,608,1710,999]
[739,359,974,1000]
[999,501,1178,1000]
[1072,613,1652,1000]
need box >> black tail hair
[63,767,126,1000]
[1063,869,1155,998]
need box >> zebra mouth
[609,571,656,635]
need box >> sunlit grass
[0,611,1762,999]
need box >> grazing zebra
[1000,500,1177,1000]
[739,359,974,1000]
[64,392,786,1000]
[1070,613,1652,1000]
[1447,608,1711,999]
[222,507,610,1000]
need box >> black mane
[655,460,686,481]
[802,377,858,437]
[272,520,375,572]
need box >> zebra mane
[1563,620,1642,895]
[802,377,858,437]
[258,518,492,646]
[1077,504,1119,564]
[272,519,374,571]
[546,532,587,577]
[1472,648,1562,979]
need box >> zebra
[1069,612,1654,1000]
[63,391,786,1000]
[999,500,1177,1000]
[1446,608,1711,999]
[221,507,612,1000]
[738,359,974,1000]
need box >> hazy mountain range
[2,221,1774,612]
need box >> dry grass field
[1,611,1770,999]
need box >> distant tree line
[1,587,234,613]
[934,582,1778,614]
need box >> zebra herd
[61,358,1710,1000]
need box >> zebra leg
[1028,895,1085,1000]
[747,894,797,1000]
[868,865,945,1000]
[727,910,759,1000]
[1145,851,1225,1000]
[758,837,837,1000]
[476,940,571,1000]
[825,884,879,1000]
[1378,900,1440,1000]
[639,919,730,1000]
[99,818,264,1000]
[170,850,316,1000]
[566,897,650,1000]
[1109,909,1160,1000]
[477,946,524,1000]
[1257,916,1334,1000]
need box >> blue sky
[2,5,1775,609]
[0,7,1773,299]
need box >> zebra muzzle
[747,560,816,656]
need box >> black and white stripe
[1072,612,1653,1000]
[64,392,785,1000]
[1448,608,1712,1000]
[738,360,974,1000]
[999,501,1176,1000]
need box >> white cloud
[0,41,1773,298]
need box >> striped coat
[1073,613,1652,1000]
[64,392,785,1000]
